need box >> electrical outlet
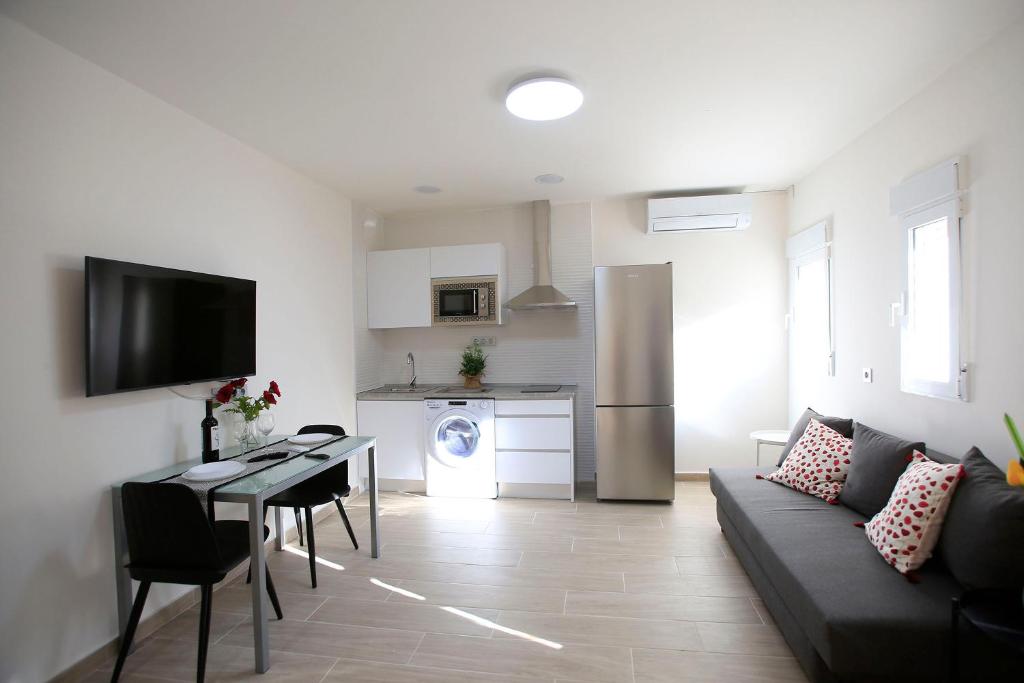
[472,336,496,347]
[862,367,873,383]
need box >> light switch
[862,368,873,383]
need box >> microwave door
[441,289,477,317]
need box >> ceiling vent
[647,194,752,233]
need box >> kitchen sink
[377,385,435,393]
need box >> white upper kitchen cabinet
[367,248,431,328]
[429,243,505,278]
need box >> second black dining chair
[112,482,283,683]
[259,424,359,588]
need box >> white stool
[750,430,790,466]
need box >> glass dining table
[110,434,379,673]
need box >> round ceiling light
[413,185,442,194]
[505,77,583,121]
[534,173,564,184]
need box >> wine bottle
[202,399,220,463]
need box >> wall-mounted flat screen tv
[86,257,256,396]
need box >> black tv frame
[85,256,256,396]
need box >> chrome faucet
[407,352,417,387]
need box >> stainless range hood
[505,200,577,310]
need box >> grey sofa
[710,459,1017,683]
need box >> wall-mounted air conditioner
[647,193,753,233]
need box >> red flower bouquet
[214,378,282,422]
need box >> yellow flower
[1008,459,1024,487]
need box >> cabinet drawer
[495,416,571,450]
[497,451,571,484]
[495,400,571,416]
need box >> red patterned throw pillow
[763,417,853,503]
[863,451,965,574]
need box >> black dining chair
[112,482,283,683]
[254,424,359,588]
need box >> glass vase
[235,418,260,452]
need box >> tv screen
[86,257,256,396]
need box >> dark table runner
[158,435,345,519]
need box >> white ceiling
[3,0,1021,214]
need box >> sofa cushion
[839,423,924,517]
[716,511,841,683]
[939,447,1024,590]
[711,466,963,680]
[778,408,854,466]
[863,451,965,574]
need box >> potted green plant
[458,343,487,389]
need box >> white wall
[370,202,597,481]
[352,202,385,394]
[592,193,790,472]
[349,201,384,484]
[788,19,1024,462]
[0,16,355,682]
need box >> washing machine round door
[429,411,482,468]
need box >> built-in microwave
[431,276,501,326]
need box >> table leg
[248,498,270,673]
[273,506,283,551]
[368,444,380,559]
[754,440,761,467]
[111,487,133,648]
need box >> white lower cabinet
[356,397,574,498]
[494,399,574,491]
[356,400,424,481]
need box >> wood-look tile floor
[86,482,808,682]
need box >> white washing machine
[424,398,496,498]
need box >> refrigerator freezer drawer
[596,406,675,501]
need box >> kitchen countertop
[357,383,577,401]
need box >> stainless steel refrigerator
[594,264,675,501]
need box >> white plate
[288,433,334,446]
[182,461,246,482]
